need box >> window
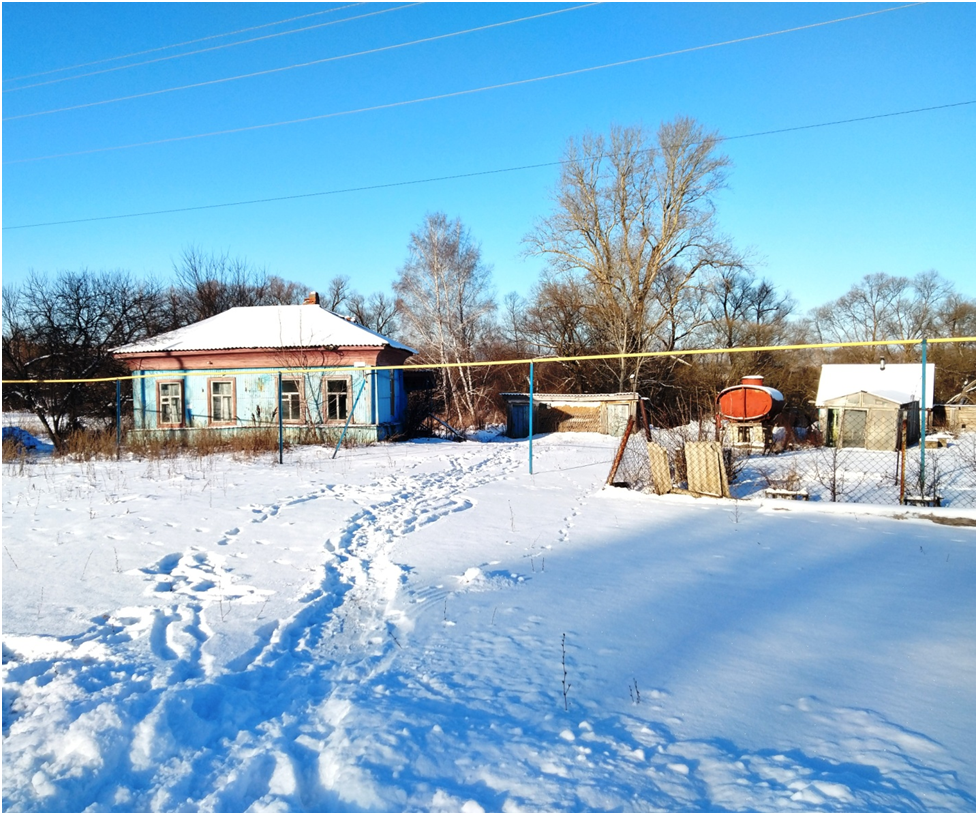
[324,377,350,421]
[158,381,183,427]
[209,379,236,425]
[281,378,304,423]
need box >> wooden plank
[606,416,635,485]
[647,443,672,495]
[685,441,730,498]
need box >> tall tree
[524,118,743,393]
[393,213,497,426]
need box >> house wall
[131,367,408,442]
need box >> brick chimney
[303,291,320,305]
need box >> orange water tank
[716,375,785,422]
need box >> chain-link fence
[608,416,976,509]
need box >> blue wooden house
[114,300,416,443]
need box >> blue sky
[2,2,975,314]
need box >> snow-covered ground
[2,433,975,812]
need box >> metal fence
[608,418,976,509]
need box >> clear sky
[2,2,975,314]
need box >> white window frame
[208,378,237,426]
[158,380,184,427]
[323,376,352,423]
[281,377,305,423]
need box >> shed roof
[500,392,641,404]
[114,305,415,355]
[815,364,934,407]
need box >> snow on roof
[114,305,415,355]
[815,363,934,406]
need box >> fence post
[528,361,534,475]
[899,418,907,504]
[116,379,122,454]
[278,372,283,465]
[919,338,927,494]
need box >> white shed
[815,363,934,450]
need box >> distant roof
[114,305,415,355]
[815,363,934,406]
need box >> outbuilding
[815,363,934,451]
[500,392,644,438]
[114,300,416,443]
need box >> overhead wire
[3,101,972,231]
[2,2,925,165]
[3,3,598,121]
[2,337,974,385]
[2,4,367,86]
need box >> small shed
[815,363,934,450]
[939,404,976,432]
[114,301,416,443]
[500,392,643,438]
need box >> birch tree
[393,213,496,427]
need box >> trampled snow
[2,433,975,812]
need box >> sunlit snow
[2,432,974,812]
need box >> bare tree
[524,118,743,392]
[168,245,307,326]
[524,274,599,393]
[808,272,910,347]
[323,275,353,312]
[348,291,400,336]
[394,213,497,427]
[701,267,794,350]
[2,270,165,450]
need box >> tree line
[3,117,975,447]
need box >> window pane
[325,379,348,420]
[211,381,233,422]
[281,379,302,421]
[160,383,182,425]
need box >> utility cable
[3,5,421,101]
[2,4,365,86]
[3,337,974,385]
[3,2,924,164]
[4,4,596,120]
[3,101,971,231]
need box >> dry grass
[2,438,31,467]
[52,426,288,461]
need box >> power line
[2,2,925,166]
[4,101,971,232]
[3,4,597,121]
[2,4,366,86]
